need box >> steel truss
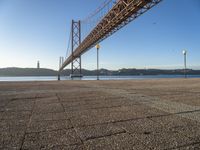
[70,20,82,77]
[60,0,162,71]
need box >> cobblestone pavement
[0,79,200,149]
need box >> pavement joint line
[175,109,200,115]
[60,95,125,100]
[56,93,87,149]
[66,108,200,128]
[25,127,75,134]
[19,90,38,150]
[1,110,32,114]
[11,96,36,101]
[31,118,70,122]
[63,104,141,112]
[59,95,116,100]
[59,96,124,103]
[165,141,200,150]
[82,130,127,141]
[67,115,156,128]
[99,87,200,123]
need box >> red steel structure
[59,0,162,73]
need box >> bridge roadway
[1,78,200,149]
[59,0,162,72]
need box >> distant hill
[0,67,200,76]
[0,68,58,76]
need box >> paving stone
[22,129,82,149]
[151,115,200,129]
[0,99,10,107]
[31,112,68,121]
[1,79,200,149]
[37,92,56,98]
[174,143,200,150]
[52,112,68,120]
[38,144,85,150]
[131,130,196,150]
[84,133,146,150]
[70,110,143,127]
[0,119,27,133]
[27,120,72,133]
[0,112,3,120]
[2,111,31,121]
[0,107,5,112]
[14,93,36,100]
[70,105,168,127]
[63,100,140,112]
[0,131,25,149]
[35,96,59,105]
[179,111,200,123]
[31,112,53,121]
[5,99,34,111]
[174,126,200,144]
[75,123,125,141]
[146,99,200,114]
[34,103,64,114]
[115,118,162,134]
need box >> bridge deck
[1,79,200,149]
[60,0,162,71]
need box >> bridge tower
[70,20,83,78]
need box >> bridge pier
[58,73,60,81]
[70,20,83,78]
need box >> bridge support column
[70,20,83,78]
[58,73,60,81]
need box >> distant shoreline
[0,67,200,77]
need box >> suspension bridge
[58,0,162,79]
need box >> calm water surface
[0,75,200,82]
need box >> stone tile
[0,107,5,112]
[84,133,146,150]
[33,103,64,114]
[37,92,56,98]
[174,125,200,143]
[0,112,3,120]
[2,111,31,121]
[63,99,140,112]
[14,93,36,100]
[151,115,199,129]
[31,112,68,121]
[27,120,72,133]
[0,131,25,149]
[115,118,162,134]
[22,129,82,149]
[178,111,200,123]
[5,99,34,111]
[132,129,196,149]
[37,144,85,150]
[70,110,142,127]
[175,143,200,150]
[35,96,59,105]
[0,119,27,133]
[0,99,10,107]
[52,112,68,120]
[75,123,125,141]
[31,113,53,121]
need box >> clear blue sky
[0,0,200,70]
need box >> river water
[0,75,200,82]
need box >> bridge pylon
[70,20,83,78]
